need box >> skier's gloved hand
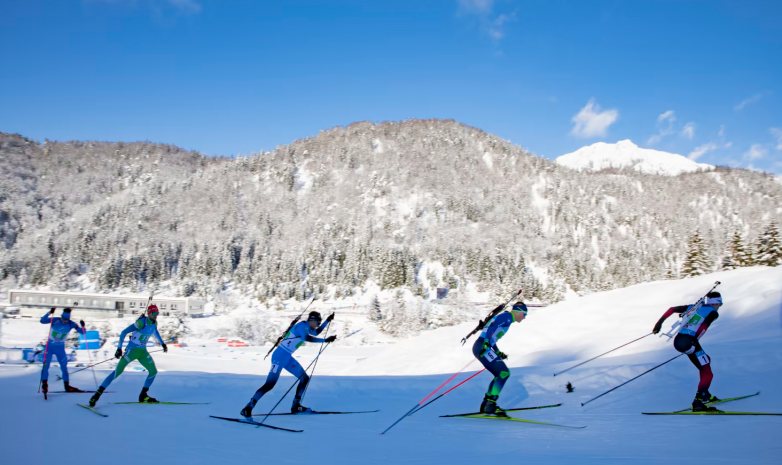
[49,308,56,314]
[115,348,123,359]
[652,320,663,335]
[80,320,85,327]
[162,343,168,353]
[325,335,337,343]
[496,350,508,360]
[326,313,335,323]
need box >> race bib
[51,331,67,341]
[695,350,710,366]
[270,364,279,374]
[485,350,498,362]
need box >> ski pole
[258,329,362,424]
[38,309,55,398]
[553,333,653,377]
[264,297,317,360]
[79,323,99,389]
[580,353,684,407]
[298,320,331,403]
[59,349,164,378]
[380,359,476,435]
[408,369,486,417]
[461,290,522,345]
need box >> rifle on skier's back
[659,281,721,340]
[460,290,522,346]
[264,297,317,359]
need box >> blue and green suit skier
[241,311,336,418]
[40,307,87,394]
[89,304,167,407]
[472,302,528,415]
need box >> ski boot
[698,390,721,403]
[89,387,105,407]
[139,388,159,403]
[64,382,84,393]
[240,400,256,420]
[291,398,312,414]
[41,380,48,395]
[692,398,720,412]
[480,394,507,416]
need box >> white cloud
[657,110,676,123]
[735,93,763,111]
[680,122,696,140]
[457,0,516,44]
[771,128,782,150]
[688,142,718,161]
[743,144,767,161]
[647,110,678,145]
[718,124,726,137]
[570,99,619,138]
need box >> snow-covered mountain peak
[556,139,714,176]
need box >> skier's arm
[40,313,53,324]
[153,327,164,345]
[305,334,326,343]
[117,323,136,349]
[695,312,719,339]
[314,320,329,335]
[653,306,690,334]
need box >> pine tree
[755,221,782,267]
[727,230,751,268]
[682,229,709,277]
[371,295,382,322]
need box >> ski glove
[80,320,85,327]
[325,335,337,343]
[652,319,664,335]
[496,350,508,360]
[326,313,335,322]
[162,343,168,353]
[49,308,56,314]
[115,348,123,359]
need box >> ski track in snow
[1,267,781,464]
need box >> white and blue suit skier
[40,307,87,394]
[241,311,336,418]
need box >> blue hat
[511,303,528,315]
[61,309,72,318]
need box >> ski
[110,402,211,405]
[50,390,116,394]
[255,409,380,416]
[644,411,782,416]
[673,392,760,413]
[441,403,563,418]
[209,415,303,432]
[77,404,108,417]
[449,413,585,429]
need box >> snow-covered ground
[1,267,780,464]
[556,140,714,175]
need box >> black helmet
[308,311,322,323]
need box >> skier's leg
[473,338,510,414]
[41,346,55,382]
[53,346,69,383]
[241,351,288,418]
[285,357,310,409]
[136,349,158,389]
[91,349,134,407]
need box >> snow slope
[1,267,780,464]
[556,139,714,175]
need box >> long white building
[7,290,206,319]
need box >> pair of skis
[210,409,380,433]
[644,391,781,415]
[77,401,210,417]
[442,403,586,429]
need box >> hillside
[1,121,781,323]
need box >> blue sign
[78,331,100,350]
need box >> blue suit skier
[40,307,87,394]
[472,302,528,415]
[241,311,336,418]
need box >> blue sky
[1,0,780,173]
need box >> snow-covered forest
[1,120,781,313]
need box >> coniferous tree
[755,221,782,267]
[682,229,709,277]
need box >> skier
[40,307,87,394]
[89,304,167,407]
[240,311,336,418]
[652,291,723,411]
[473,302,528,415]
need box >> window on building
[141,302,146,309]
[40,297,46,303]
[160,303,167,309]
[129,301,136,308]
[15,296,20,303]
[91,300,98,306]
[79,299,85,306]
[171,304,177,310]
[53,298,60,304]
[27,296,33,303]
[163,312,170,316]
